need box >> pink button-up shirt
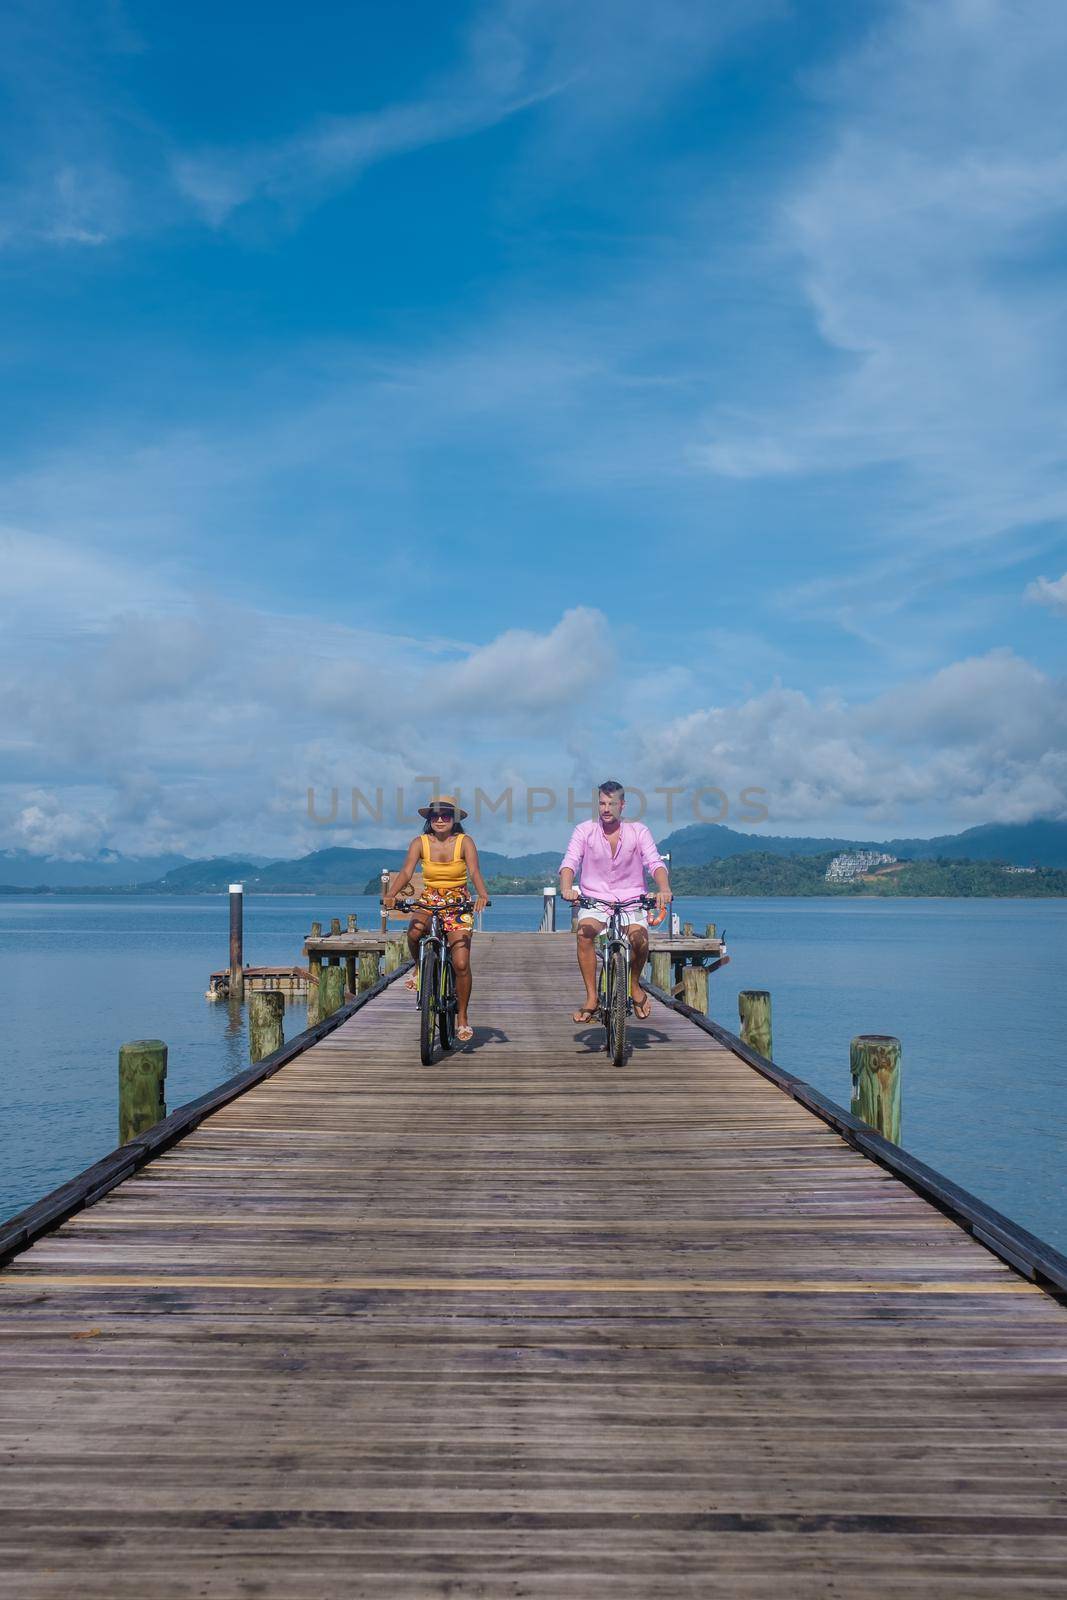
[559,819,666,904]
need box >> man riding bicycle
[559,780,672,1025]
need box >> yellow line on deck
[2,1274,1034,1294]
[77,1215,951,1233]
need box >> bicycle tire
[438,952,456,1051]
[420,946,439,1065]
[606,945,627,1067]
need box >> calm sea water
[1,894,1065,1253]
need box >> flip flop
[456,1024,474,1042]
[572,1007,599,1024]
[403,974,418,991]
[633,994,652,1020]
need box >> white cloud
[173,0,775,228]
[628,648,1067,831]
[1026,572,1067,615]
[701,0,1067,584]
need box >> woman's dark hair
[422,814,466,835]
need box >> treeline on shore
[475,853,1067,898]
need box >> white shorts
[577,903,648,930]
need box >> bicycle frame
[576,894,657,1064]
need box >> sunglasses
[429,808,455,820]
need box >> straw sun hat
[417,793,469,819]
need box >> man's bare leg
[628,925,650,1014]
[574,921,602,1018]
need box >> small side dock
[3,933,1067,1597]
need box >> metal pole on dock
[380,869,390,933]
[118,1039,167,1143]
[851,1035,901,1143]
[541,886,557,932]
[249,992,284,1063]
[228,884,244,1002]
[739,990,772,1059]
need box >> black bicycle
[396,896,488,1064]
[576,894,661,1066]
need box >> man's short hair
[598,779,624,798]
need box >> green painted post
[319,965,345,1019]
[358,950,380,992]
[119,1040,167,1144]
[851,1035,901,1143]
[249,993,284,1064]
[739,991,772,1059]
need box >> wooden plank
[2,931,1067,1598]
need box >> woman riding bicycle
[383,795,490,1043]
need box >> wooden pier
[3,932,1067,1597]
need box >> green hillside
[671,854,1067,897]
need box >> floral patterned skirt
[417,887,475,935]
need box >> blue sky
[2,0,1066,859]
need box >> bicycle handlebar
[575,893,659,911]
[391,895,491,912]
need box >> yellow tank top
[421,832,468,891]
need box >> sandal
[633,994,652,1020]
[403,973,418,991]
[572,1006,599,1024]
[456,1023,474,1042]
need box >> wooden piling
[118,1039,167,1144]
[650,950,671,992]
[319,966,345,1019]
[344,953,357,995]
[228,884,244,1002]
[358,951,380,992]
[307,925,323,1025]
[249,993,284,1064]
[705,922,717,939]
[681,965,708,1014]
[682,920,694,937]
[739,990,772,1059]
[347,913,358,933]
[330,917,342,937]
[383,937,406,974]
[851,1035,902,1143]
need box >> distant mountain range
[0,848,194,889]
[656,819,1067,869]
[2,818,1064,895]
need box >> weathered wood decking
[2,932,1067,1596]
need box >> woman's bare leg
[447,930,472,1030]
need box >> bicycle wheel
[438,952,456,1051]
[605,945,627,1067]
[419,945,439,1065]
